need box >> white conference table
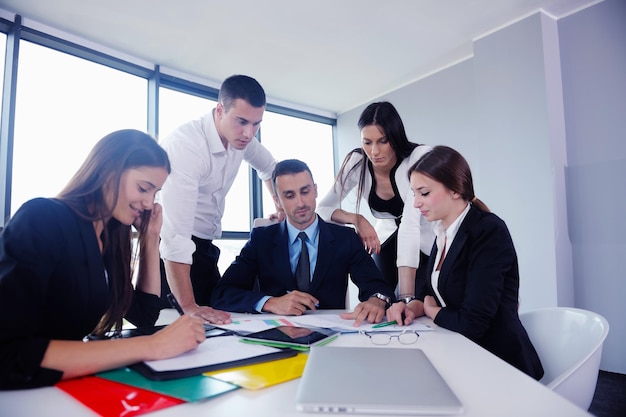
[0,309,593,417]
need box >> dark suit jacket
[212,216,394,313]
[417,205,544,380]
[0,198,160,389]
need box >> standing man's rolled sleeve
[244,139,276,181]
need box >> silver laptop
[296,346,463,415]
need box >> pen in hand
[167,293,185,316]
[372,320,397,329]
[371,313,406,329]
[286,290,320,308]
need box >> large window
[11,41,146,215]
[260,111,335,217]
[157,88,336,272]
[158,87,214,140]
[0,17,336,277]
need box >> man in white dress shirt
[159,74,282,323]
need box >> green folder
[97,367,239,402]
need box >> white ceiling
[0,0,600,115]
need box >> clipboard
[130,335,297,381]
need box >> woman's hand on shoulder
[354,215,380,255]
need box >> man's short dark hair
[272,159,315,194]
[218,74,266,111]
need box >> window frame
[0,14,336,237]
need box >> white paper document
[217,316,304,334]
[143,335,282,372]
[290,314,434,333]
[213,313,434,335]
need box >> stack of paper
[290,314,434,333]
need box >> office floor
[589,371,626,417]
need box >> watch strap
[370,292,391,308]
[400,295,416,304]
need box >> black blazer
[0,198,160,389]
[417,205,544,380]
[212,216,394,313]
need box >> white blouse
[431,203,471,306]
[318,145,435,269]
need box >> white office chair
[252,217,279,228]
[519,307,609,410]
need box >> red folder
[56,376,184,417]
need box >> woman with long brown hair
[0,129,205,389]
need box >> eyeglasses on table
[359,329,420,345]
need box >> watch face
[377,293,387,300]
[373,293,390,305]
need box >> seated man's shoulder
[322,221,359,239]
[250,222,282,239]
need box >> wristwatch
[370,292,392,308]
[398,295,416,304]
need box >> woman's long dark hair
[408,145,489,212]
[334,102,420,212]
[57,129,170,335]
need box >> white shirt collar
[286,216,319,244]
[435,202,471,245]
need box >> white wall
[558,0,626,374]
[336,0,625,373]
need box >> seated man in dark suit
[211,159,395,325]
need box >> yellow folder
[203,352,308,390]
